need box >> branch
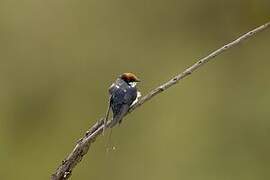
[51,22,270,180]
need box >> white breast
[129,82,137,87]
[131,91,141,106]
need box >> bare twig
[51,22,270,180]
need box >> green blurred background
[1,0,270,179]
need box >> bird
[103,72,141,133]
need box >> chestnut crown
[120,72,140,83]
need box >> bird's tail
[109,115,121,128]
[109,104,129,128]
[105,128,113,153]
[103,97,111,135]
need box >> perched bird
[103,73,141,132]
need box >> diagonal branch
[51,21,270,180]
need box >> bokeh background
[1,0,270,179]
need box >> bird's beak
[135,78,141,82]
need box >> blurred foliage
[0,0,270,179]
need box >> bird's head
[120,72,140,87]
